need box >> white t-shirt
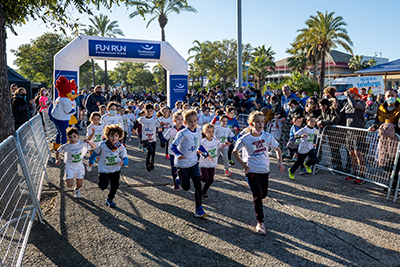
[137,116,160,142]
[51,97,75,121]
[57,140,90,166]
[198,114,212,126]
[296,126,317,154]
[86,123,105,147]
[100,114,123,127]
[215,125,235,145]
[171,107,180,114]
[134,108,142,117]
[127,113,136,126]
[94,141,128,173]
[199,138,224,168]
[121,114,130,131]
[162,126,183,155]
[172,127,202,168]
[159,116,173,131]
[234,132,279,174]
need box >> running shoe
[173,184,180,191]
[225,170,232,176]
[86,163,92,172]
[299,168,307,175]
[75,188,81,198]
[202,193,209,200]
[165,155,170,160]
[146,164,151,172]
[345,177,356,181]
[256,222,266,235]
[150,162,154,170]
[288,168,294,180]
[229,160,235,166]
[139,145,143,150]
[175,177,181,186]
[194,206,208,218]
[354,179,365,185]
[304,162,312,174]
[143,147,147,152]
[106,199,116,208]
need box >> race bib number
[220,136,227,144]
[252,140,267,154]
[308,134,314,142]
[164,123,170,130]
[146,133,154,141]
[94,134,102,143]
[209,148,217,158]
[106,156,118,166]
[70,153,82,163]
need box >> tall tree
[128,0,197,93]
[0,0,119,141]
[252,45,275,60]
[152,63,165,92]
[286,45,308,74]
[109,62,135,89]
[249,55,275,89]
[127,62,155,90]
[295,11,353,91]
[187,40,212,88]
[348,55,368,71]
[81,27,98,86]
[88,13,124,91]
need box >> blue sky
[6,0,399,70]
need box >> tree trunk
[104,60,108,90]
[92,59,95,86]
[312,64,317,81]
[0,6,15,142]
[201,76,204,89]
[319,51,326,94]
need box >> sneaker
[354,179,365,185]
[299,168,307,175]
[293,153,298,160]
[304,162,312,174]
[256,222,266,235]
[128,138,132,142]
[165,155,170,160]
[345,177,356,181]
[145,164,151,172]
[175,177,181,186]
[106,199,116,208]
[288,168,294,180]
[225,170,232,176]
[173,184,180,191]
[86,163,92,172]
[194,206,208,218]
[139,145,143,150]
[143,148,147,152]
[202,193,209,200]
[229,160,235,166]
[75,188,81,198]
[150,162,154,170]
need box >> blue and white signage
[169,75,188,107]
[88,40,160,59]
[53,70,78,100]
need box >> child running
[171,110,210,218]
[134,104,160,172]
[288,116,319,180]
[126,106,135,142]
[120,108,129,146]
[56,127,96,198]
[86,112,104,155]
[200,124,230,199]
[158,107,173,160]
[101,102,123,127]
[225,106,240,166]
[198,107,212,128]
[233,111,284,235]
[214,115,236,176]
[88,124,129,208]
[158,111,185,190]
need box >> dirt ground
[23,136,400,267]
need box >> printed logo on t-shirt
[106,156,118,166]
[94,134,102,142]
[163,123,170,130]
[209,148,217,158]
[220,136,227,144]
[71,153,82,163]
[307,134,314,142]
[252,140,267,154]
[146,133,154,141]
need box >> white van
[331,76,385,99]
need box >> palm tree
[88,14,124,90]
[286,45,308,74]
[295,11,353,91]
[367,58,377,68]
[252,45,275,60]
[128,0,197,93]
[348,55,367,71]
[188,40,211,88]
[249,55,275,89]
[81,27,98,86]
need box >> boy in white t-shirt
[56,127,96,198]
[158,107,173,159]
[171,110,210,218]
[100,102,123,127]
[214,115,236,176]
[233,111,284,235]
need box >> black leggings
[98,171,120,201]
[246,172,269,223]
[160,139,169,156]
[144,141,156,165]
[228,143,234,161]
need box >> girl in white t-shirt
[200,124,230,199]
[100,102,123,128]
[86,112,104,156]
[233,111,284,235]
[158,107,173,159]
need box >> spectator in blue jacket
[281,84,299,115]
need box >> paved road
[23,137,400,266]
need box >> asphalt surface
[23,136,400,267]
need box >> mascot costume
[49,76,79,150]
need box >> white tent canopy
[53,35,188,107]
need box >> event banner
[53,70,78,99]
[88,40,161,59]
[169,75,188,107]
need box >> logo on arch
[141,45,154,50]
[175,84,185,89]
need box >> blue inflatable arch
[53,35,188,107]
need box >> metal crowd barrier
[41,109,57,143]
[30,115,53,165]
[0,136,43,267]
[314,125,400,201]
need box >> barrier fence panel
[314,125,400,200]
[0,136,43,267]
[30,115,53,164]
[14,121,49,200]
[41,109,57,143]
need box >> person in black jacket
[12,87,34,130]
[85,85,105,124]
[110,90,122,103]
